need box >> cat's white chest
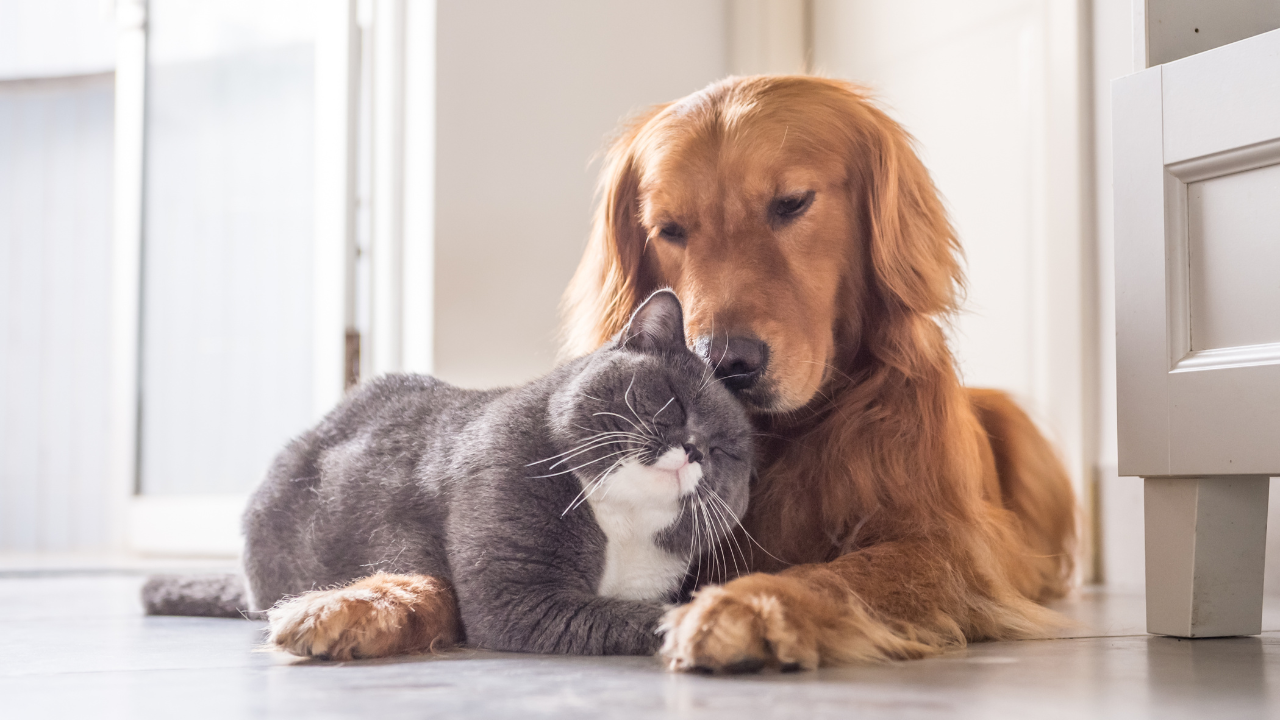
[585,450,700,601]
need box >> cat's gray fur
[141,574,251,619]
[144,290,752,656]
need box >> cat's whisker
[579,451,637,508]
[714,520,744,583]
[563,476,607,516]
[529,448,634,479]
[544,438,640,471]
[696,324,728,394]
[697,362,716,394]
[704,488,786,566]
[694,496,718,583]
[596,451,640,502]
[701,489,745,580]
[685,497,704,579]
[651,397,675,426]
[538,444,631,475]
[562,451,639,516]
[569,427,652,449]
[569,422,649,439]
[694,317,719,394]
[694,500,709,582]
[526,435,639,468]
[680,489,707,581]
[681,494,699,579]
[717,505,749,579]
[709,502,730,585]
[701,495,732,584]
[700,489,745,571]
[695,496,708,563]
[529,430,646,462]
[530,457,629,481]
[581,392,658,441]
[696,500,723,585]
[623,373,655,436]
[590,411,650,437]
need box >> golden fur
[564,75,1076,671]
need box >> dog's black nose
[682,443,704,464]
[698,335,768,391]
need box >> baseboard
[128,494,247,558]
[1097,465,1145,591]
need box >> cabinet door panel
[1187,162,1280,352]
[1115,28,1280,477]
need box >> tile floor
[4,569,1280,719]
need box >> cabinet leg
[1145,476,1269,637]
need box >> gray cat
[147,290,753,657]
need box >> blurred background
[1,0,1273,590]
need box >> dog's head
[564,76,962,414]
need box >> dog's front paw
[659,572,937,673]
[267,573,458,661]
[659,576,821,673]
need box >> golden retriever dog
[563,75,1076,671]
[257,75,1074,670]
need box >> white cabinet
[1115,28,1280,637]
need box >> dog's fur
[563,75,1076,671]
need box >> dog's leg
[268,573,460,660]
[660,538,1063,672]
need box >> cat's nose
[696,335,769,391]
[682,443,704,464]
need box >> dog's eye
[657,223,687,246]
[771,191,815,222]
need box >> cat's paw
[267,573,459,661]
[658,575,821,673]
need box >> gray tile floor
[5,572,1280,719]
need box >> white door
[1114,27,1280,637]
[110,0,360,555]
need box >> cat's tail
[141,573,257,619]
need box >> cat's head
[545,289,753,561]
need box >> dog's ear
[620,289,686,353]
[858,102,963,317]
[561,104,669,358]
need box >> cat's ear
[621,289,686,353]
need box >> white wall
[812,0,1089,504]
[1091,0,1141,590]
[0,0,115,80]
[432,0,729,388]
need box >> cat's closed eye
[710,446,741,462]
[652,398,686,429]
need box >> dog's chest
[586,460,686,602]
